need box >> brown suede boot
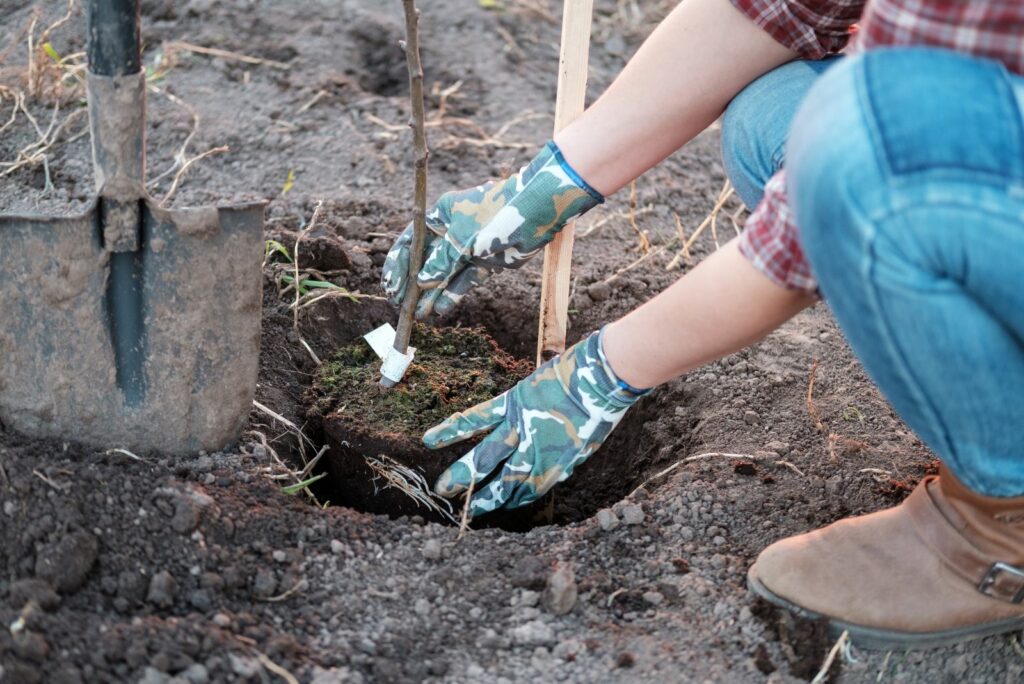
[748,467,1024,649]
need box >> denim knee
[722,58,840,210]
[785,55,877,277]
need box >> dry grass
[666,179,737,271]
[811,630,850,684]
[806,360,871,463]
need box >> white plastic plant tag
[364,323,416,383]
[364,323,397,360]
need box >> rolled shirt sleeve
[737,169,819,292]
[729,0,865,59]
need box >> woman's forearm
[555,0,794,196]
[602,238,816,388]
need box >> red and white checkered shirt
[730,0,1024,291]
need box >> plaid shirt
[731,0,1024,291]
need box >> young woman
[382,0,1024,648]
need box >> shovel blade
[0,199,264,454]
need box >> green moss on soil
[309,325,532,436]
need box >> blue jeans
[721,48,1024,497]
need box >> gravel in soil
[2,1,1022,683]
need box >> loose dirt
[2,1,1021,683]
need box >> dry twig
[159,145,229,206]
[811,630,849,684]
[456,476,477,541]
[627,180,651,254]
[293,200,324,329]
[666,179,735,270]
[254,652,300,684]
[256,578,307,603]
[163,41,290,69]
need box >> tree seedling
[376,0,429,389]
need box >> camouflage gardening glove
[425,328,650,517]
[381,141,603,318]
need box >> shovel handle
[87,0,141,77]
[86,0,146,251]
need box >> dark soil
[1,1,1020,683]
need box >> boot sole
[747,568,1024,651]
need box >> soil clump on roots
[304,325,532,523]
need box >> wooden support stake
[536,0,594,367]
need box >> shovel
[0,0,264,454]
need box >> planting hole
[296,315,669,531]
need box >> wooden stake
[382,0,428,388]
[536,0,594,367]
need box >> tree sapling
[380,0,429,388]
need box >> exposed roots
[365,454,458,524]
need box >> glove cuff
[546,141,605,204]
[579,327,652,409]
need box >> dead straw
[665,179,734,270]
[811,630,849,684]
[163,41,290,69]
[292,200,324,329]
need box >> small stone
[520,590,540,608]
[3,500,15,516]
[229,653,262,679]
[743,410,760,425]
[595,508,619,531]
[671,557,691,574]
[194,455,215,473]
[272,550,287,563]
[732,460,757,476]
[181,663,209,684]
[510,556,548,589]
[9,578,60,611]
[310,668,362,684]
[586,281,611,302]
[329,540,345,555]
[552,638,582,662]
[138,667,171,684]
[34,530,99,593]
[147,571,178,608]
[544,564,577,616]
[212,613,232,628]
[511,620,554,646]
[642,591,664,606]
[251,567,277,598]
[422,539,443,560]
[414,598,431,616]
[188,589,211,612]
[170,494,201,534]
[620,504,644,526]
[616,652,636,668]
[13,631,49,662]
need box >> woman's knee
[788,48,1023,275]
[721,58,839,209]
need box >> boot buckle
[978,562,1024,603]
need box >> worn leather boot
[748,467,1024,649]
